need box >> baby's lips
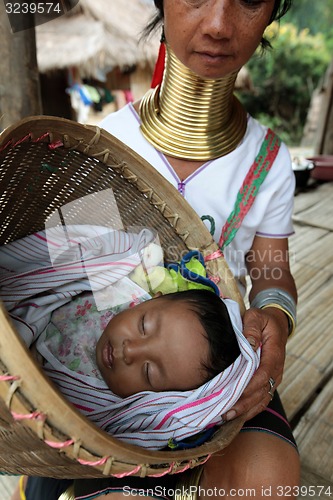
[102,341,113,369]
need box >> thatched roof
[36,0,159,74]
[36,15,106,74]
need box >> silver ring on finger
[268,377,275,400]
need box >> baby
[42,288,240,399]
[96,289,240,398]
[1,225,259,450]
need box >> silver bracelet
[250,288,297,337]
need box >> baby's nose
[123,339,147,365]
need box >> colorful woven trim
[219,128,281,249]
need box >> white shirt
[100,104,295,291]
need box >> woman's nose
[201,0,234,40]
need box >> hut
[36,0,159,122]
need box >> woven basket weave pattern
[0,142,187,257]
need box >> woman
[15,0,300,498]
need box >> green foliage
[239,23,331,145]
[283,0,333,38]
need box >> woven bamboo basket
[0,116,245,479]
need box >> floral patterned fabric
[44,290,147,380]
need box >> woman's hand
[223,306,289,422]
[223,235,297,422]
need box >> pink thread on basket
[10,134,33,147]
[0,134,32,152]
[44,439,75,449]
[175,454,211,475]
[0,140,15,153]
[175,462,192,474]
[11,410,46,422]
[204,249,224,261]
[0,374,20,381]
[0,132,51,153]
[174,456,210,476]
[48,140,64,150]
[32,132,50,143]
[112,465,142,478]
[147,462,175,477]
[77,456,111,467]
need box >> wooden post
[314,58,333,155]
[0,7,42,131]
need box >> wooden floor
[279,180,333,498]
[1,180,333,499]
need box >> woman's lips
[197,51,231,63]
[102,341,113,369]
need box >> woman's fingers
[223,308,287,421]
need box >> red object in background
[307,155,333,181]
[151,43,166,88]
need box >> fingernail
[248,336,256,350]
[225,410,237,421]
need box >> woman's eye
[184,0,206,7]
[241,0,264,6]
[141,315,146,335]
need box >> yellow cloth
[58,484,75,499]
[19,476,26,500]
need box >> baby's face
[96,297,210,397]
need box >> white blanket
[0,225,260,450]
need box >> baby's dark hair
[161,289,241,382]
